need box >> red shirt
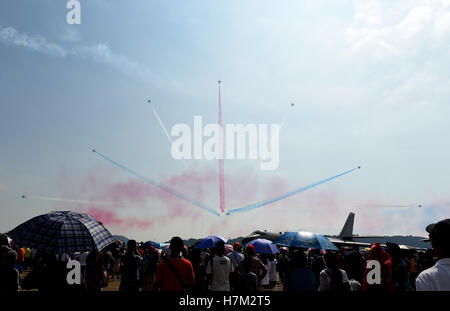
[155,257,195,291]
[17,248,25,263]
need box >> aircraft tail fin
[339,212,355,238]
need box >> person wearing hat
[227,242,244,291]
[237,244,268,289]
[416,219,450,291]
[227,242,244,269]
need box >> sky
[1,0,450,242]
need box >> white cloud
[74,43,154,82]
[59,27,82,43]
[355,0,382,25]
[433,11,450,39]
[0,25,67,57]
[345,1,450,60]
[397,6,433,40]
[0,25,153,83]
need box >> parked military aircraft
[242,212,382,248]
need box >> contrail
[279,103,294,130]
[92,149,220,216]
[353,204,423,208]
[218,81,225,214]
[23,195,121,206]
[148,99,187,169]
[254,103,294,171]
[226,166,361,215]
[150,103,174,145]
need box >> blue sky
[1,0,449,241]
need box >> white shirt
[206,255,233,291]
[261,261,271,285]
[227,251,244,269]
[416,258,450,291]
[318,268,349,291]
[269,259,277,282]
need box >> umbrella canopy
[196,235,228,250]
[144,240,162,249]
[8,211,115,254]
[246,238,279,254]
[160,243,171,255]
[274,231,338,251]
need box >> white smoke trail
[26,195,122,206]
[279,103,294,130]
[151,106,174,145]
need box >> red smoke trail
[218,81,225,214]
[86,207,155,230]
[57,165,291,232]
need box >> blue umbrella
[8,211,116,254]
[274,231,338,251]
[196,235,228,249]
[144,240,162,249]
[246,238,279,254]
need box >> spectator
[206,241,233,291]
[362,243,394,292]
[268,254,277,289]
[0,234,19,292]
[237,257,258,292]
[343,246,365,283]
[78,251,89,280]
[277,248,289,284]
[283,250,316,291]
[86,251,104,291]
[154,237,195,291]
[260,254,271,289]
[387,242,413,291]
[227,242,244,291]
[119,240,143,292]
[416,219,450,291]
[309,249,326,290]
[237,245,268,289]
[319,251,350,291]
[227,242,244,269]
[189,248,207,292]
[142,246,159,291]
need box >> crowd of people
[0,219,449,292]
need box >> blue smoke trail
[93,150,220,216]
[226,167,360,215]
